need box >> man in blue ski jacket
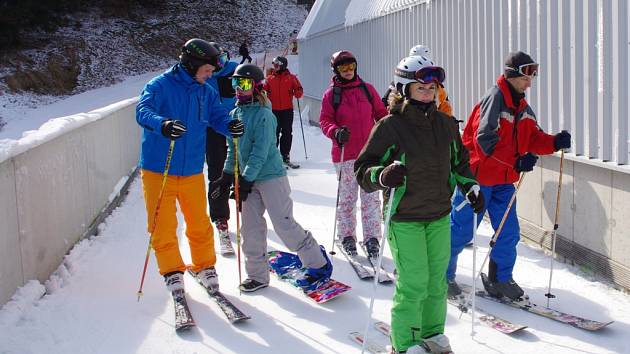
[135,38,244,294]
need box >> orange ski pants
[141,169,216,275]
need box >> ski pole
[454,185,480,334]
[296,99,308,159]
[471,209,478,337]
[328,144,345,255]
[137,139,176,301]
[460,173,525,313]
[545,148,565,306]
[234,137,243,295]
[361,161,401,354]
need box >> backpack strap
[332,86,342,111]
[358,79,373,102]
[332,79,373,112]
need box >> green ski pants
[387,215,450,352]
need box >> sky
[1,54,629,354]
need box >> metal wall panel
[299,0,630,167]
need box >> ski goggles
[232,77,254,91]
[272,58,283,66]
[414,66,446,84]
[336,62,356,73]
[506,63,539,77]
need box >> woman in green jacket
[211,64,332,293]
[355,56,484,354]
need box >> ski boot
[195,267,219,293]
[216,219,234,255]
[341,236,358,256]
[482,259,524,301]
[422,333,452,353]
[296,246,333,291]
[364,237,380,259]
[447,279,462,298]
[493,279,525,301]
[164,271,185,292]
[239,279,268,293]
[282,155,300,169]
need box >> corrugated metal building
[297,0,630,290]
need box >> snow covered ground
[1,56,630,354]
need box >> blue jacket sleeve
[241,110,274,182]
[206,88,232,136]
[136,81,166,135]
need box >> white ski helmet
[394,55,445,97]
[409,44,432,59]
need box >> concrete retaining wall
[0,101,140,306]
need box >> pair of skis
[171,270,250,332]
[474,275,613,331]
[335,240,394,284]
[349,281,613,352]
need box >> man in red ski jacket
[264,56,303,165]
[447,51,572,301]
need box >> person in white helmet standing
[382,45,453,117]
[355,55,483,354]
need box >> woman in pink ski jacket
[319,50,388,259]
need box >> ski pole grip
[455,185,480,211]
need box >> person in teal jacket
[205,43,239,254]
[136,38,244,294]
[210,64,332,293]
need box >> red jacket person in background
[264,56,303,166]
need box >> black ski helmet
[272,56,288,70]
[180,38,221,75]
[232,63,265,83]
[330,50,357,75]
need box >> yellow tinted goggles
[336,62,356,73]
[232,77,254,91]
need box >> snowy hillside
[0,54,629,353]
[0,0,308,134]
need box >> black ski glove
[230,177,254,211]
[210,172,234,200]
[379,163,407,188]
[466,185,485,214]
[228,119,245,138]
[334,126,350,146]
[514,153,538,172]
[161,119,187,140]
[554,130,571,150]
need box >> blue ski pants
[447,183,520,282]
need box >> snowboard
[267,250,350,303]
